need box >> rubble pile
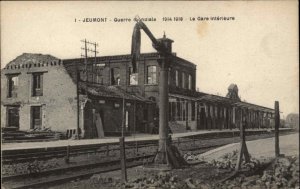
[183,152,200,162]
[43,155,298,189]
[116,172,182,189]
[26,128,66,140]
[209,150,260,171]
[211,156,299,189]
[257,156,299,188]
[93,171,230,189]
[2,127,65,142]
[91,172,207,189]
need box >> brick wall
[1,55,78,132]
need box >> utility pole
[81,39,99,84]
[275,101,280,157]
[76,57,80,140]
[121,95,125,137]
[120,94,127,182]
[94,43,97,82]
[235,108,250,171]
[78,39,98,139]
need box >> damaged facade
[1,52,276,139]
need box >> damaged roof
[79,82,153,103]
[4,53,60,69]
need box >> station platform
[198,133,299,161]
[1,128,292,151]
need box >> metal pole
[275,101,280,157]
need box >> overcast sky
[1,1,298,117]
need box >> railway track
[2,143,224,189]
[2,154,156,189]
[2,141,228,188]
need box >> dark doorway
[31,106,42,129]
[200,108,206,130]
[7,106,20,128]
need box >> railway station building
[1,52,276,139]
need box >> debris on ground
[208,150,261,171]
[183,152,200,162]
[2,127,65,142]
[118,172,182,189]
[45,155,298,189]
[211,156,299,189]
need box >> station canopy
[197,94,274,113]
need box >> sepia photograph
[1,1,299,189]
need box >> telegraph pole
[79,39,99,139]
[81,39,99,84]
[93,43,97,82]
[76,56,80,139]
[275,101,280,157]
[120,94,127,182]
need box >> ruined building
[1,45,276,138]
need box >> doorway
[31,106,42,129]
[7,106,20,128]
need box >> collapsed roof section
[78,82,153,103]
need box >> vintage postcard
[1,1,299,189]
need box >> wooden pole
[119,137,127,182]
[236,109,244,171]
[84,39,88,83]
[134,101,138,154]
[93,43,97,83]
[106,144,109,156]
[275,101,280,157]
[122,95,125,137]
[243,109,250,163]
[235,108,250,171]
[65,145,70,163]
[76,62,80,139]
